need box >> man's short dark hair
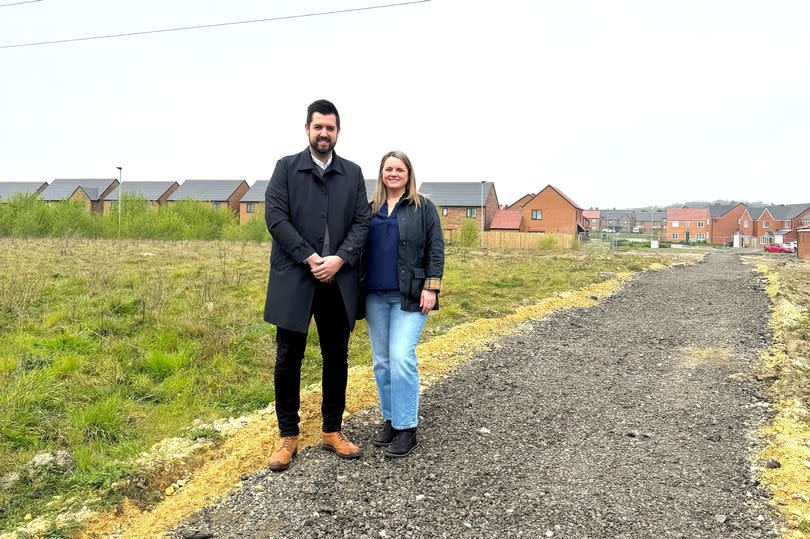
[307,99,340,130]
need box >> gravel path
[173,252,779,538]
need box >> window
[685,221,691,228]
[213,202,221,210]
[671,221,679,227]
[697,221,705,227]
[466,208,476,218]
[531,209,542,220]
[784,220,790,228]
[672,233,679,240]
[246,203,255,214]
[763,220,769,229]
[441,207,448,216]
[695,233,706,240]
[744,220,749,228]
[802,218,810,226]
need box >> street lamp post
[116,166,122,241]
[480,180,485,248]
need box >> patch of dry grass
[748,258,810,538]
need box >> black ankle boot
[384,427,418,458]
[373,420,396,447]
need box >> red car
[764,243,795,253]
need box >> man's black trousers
[274,282,350,437]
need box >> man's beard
[310,137,333,155]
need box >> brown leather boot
[268,435,298,471]
[321,431,362,459]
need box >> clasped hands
[306,254,344,283]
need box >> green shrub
[458,218,480,248]
[535,235,557,250]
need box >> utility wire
[0,0,43,7]
[0,0,431,49]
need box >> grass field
[0,238,671,531]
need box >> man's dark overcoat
[264,148,369,333]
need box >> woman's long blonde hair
[371,150,422,214]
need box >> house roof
[106,181,179,201]
[73,186,98,200]
[582,210,601,219]
[241,180,270,203]
[489,210,522,230]
[168,179,246,202]
[708,204,743,218]
[419,182,495,207]
[767,203,810,221]
[41,178,117,201]
[635,211,666,221]
[745,206,766,220]
[667,207,708,220]
[600,210,634,220]
[0,181,48,201]
[507,193,534,210]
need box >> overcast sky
[1,0,808,209]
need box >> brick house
[420,182,499,232]
[102,181,179,213]
[238,180,270,224]
[736,207,765,248]
[635,211,666,235]
[666,207,710,243]
[797,227,810,260]
[518,185,587,234]
[600,210,635,232]
[767,204,810,244]
[489,210,522,231]
[40,178,119,212]
[582,210,601,230]
[506,193,534,210]
[167,179,250,213]
[706,203,746,246]
[0,181,48,201]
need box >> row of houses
[0,178,589,235]
[3,179,807,247]
[0,178,264,224]
[668,203,810,247]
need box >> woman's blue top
[366,201,400,291]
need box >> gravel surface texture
[172,252,780,538]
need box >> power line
[0,0,43,7]
[0,0,431,49]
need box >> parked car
[764,243,795,253]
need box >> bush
[535,235,557,250]
[458,218,480,248]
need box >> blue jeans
[366,290,428,430]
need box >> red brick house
[506,193,534,211]
[767,204,810,244]
[600,210,635,232]
[102,181,179,213]
[635,211,666,235]
[707,203,746,246]
[40,178,119,212]
[666,207,710,243]
[519,185,587,234]
[583,210,601,230]
[168,179,250,213]
[420,182,499,232]
[797,227,810,260]
[238,180,269,225]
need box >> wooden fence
[444,230,577,249]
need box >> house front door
[685,230,691,243]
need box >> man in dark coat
[264,99,369,471]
